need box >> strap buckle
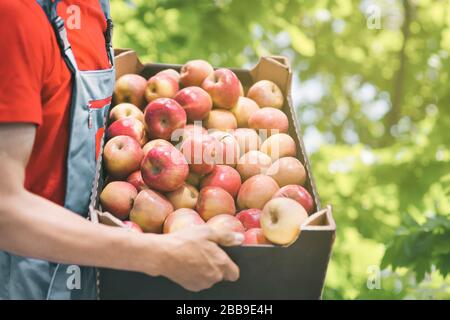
[52,16,71,52]
[105,19,114,47]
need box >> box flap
[302,205,335,231]
[114,49,144,80]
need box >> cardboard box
[90,49,336,300]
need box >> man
[0,0,241,300]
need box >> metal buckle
[52,16,71,52]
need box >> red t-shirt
[0,0,111,205]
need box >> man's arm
[0,123,241,292]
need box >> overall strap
[36,0,79,72]
[98,0,114,66]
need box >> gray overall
[0,0,115,299]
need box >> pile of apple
[100,59,315,246]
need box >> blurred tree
[111,0,450,299]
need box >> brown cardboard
[91,49,335,299]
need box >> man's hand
[148,226,243,292]
[0,123,242,293]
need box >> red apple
[200,165,242,198]
[114,74,147,109]
[156,69,180,83]
[163,208,205,234]
[142,139,173,155]
[261,198,308,245]
[237,174,279,210]
[144,98,187,141]
[236,209,262,230]
[180,134,217,175]
[109,103,144,123]
[207,214,245,234]
[201,69,241,109]
[166,183,199,210]
[232,97,260,127]
[204,109,237,131]
[145,74,179,103]
[236,151,272,181]
[172,124,208,146]
[248,107,289,136]
[107,117,147,146]
[260,133,297,161]
[239,81,245,97]
[122,221,144,233]
[209,131,240,167]
[196,186,236,221]
[100,181,137,220]
[272,185,314,214]
[233,128,262,155]
[247,80,284,109]
[141,145,189,192]
[126,170,148,192]
[174,87,213,122]
[130,189,174,233]
[243,228,271,245]
[180,60,214,87]
[104,136,144,179]
[266,157,307,187]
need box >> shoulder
[0,0,51,31]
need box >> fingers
[205,226,245,247]
[220,253,240,282]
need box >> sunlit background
[111,0,450,299]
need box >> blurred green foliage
[111,0,450,299]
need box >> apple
[243,228,271,245]
[163,208,205,234]
[200,165,241,198]
[261,198,308,245]
[107,117,147,146]
[201,68,241,109]
[232,97,260,128]
[104,136,144,179]
[144,98,187,141]
[122,221,144,233]
[209,131,240,167]
[130,189,174,233]
[266,157,307,187]
[248,107,289,137]
[237,174,279,210]
[204,109,237,131]
[206,214,245,234]
[141,145,189,192]
[247,80,284,109]
[186,171,202,188]
[145,74,179,103]
[239,81,245,97]
[126,170,149,192]
[236,209,262,230]
[156,69,180,83]
[166,183,199,210]
[236,151,272,181]
[272,185,314,214]
[196,186,236,221]
[109,103,144,123]
[114,74,147,109]
[174,124,208,145]
[142,139,173,155]
[233,128,262,155]
[180,60,214,87]
[174,87,212,122]
[100,181,137,221]
[260,133,297,161]
[180,134,217,175]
